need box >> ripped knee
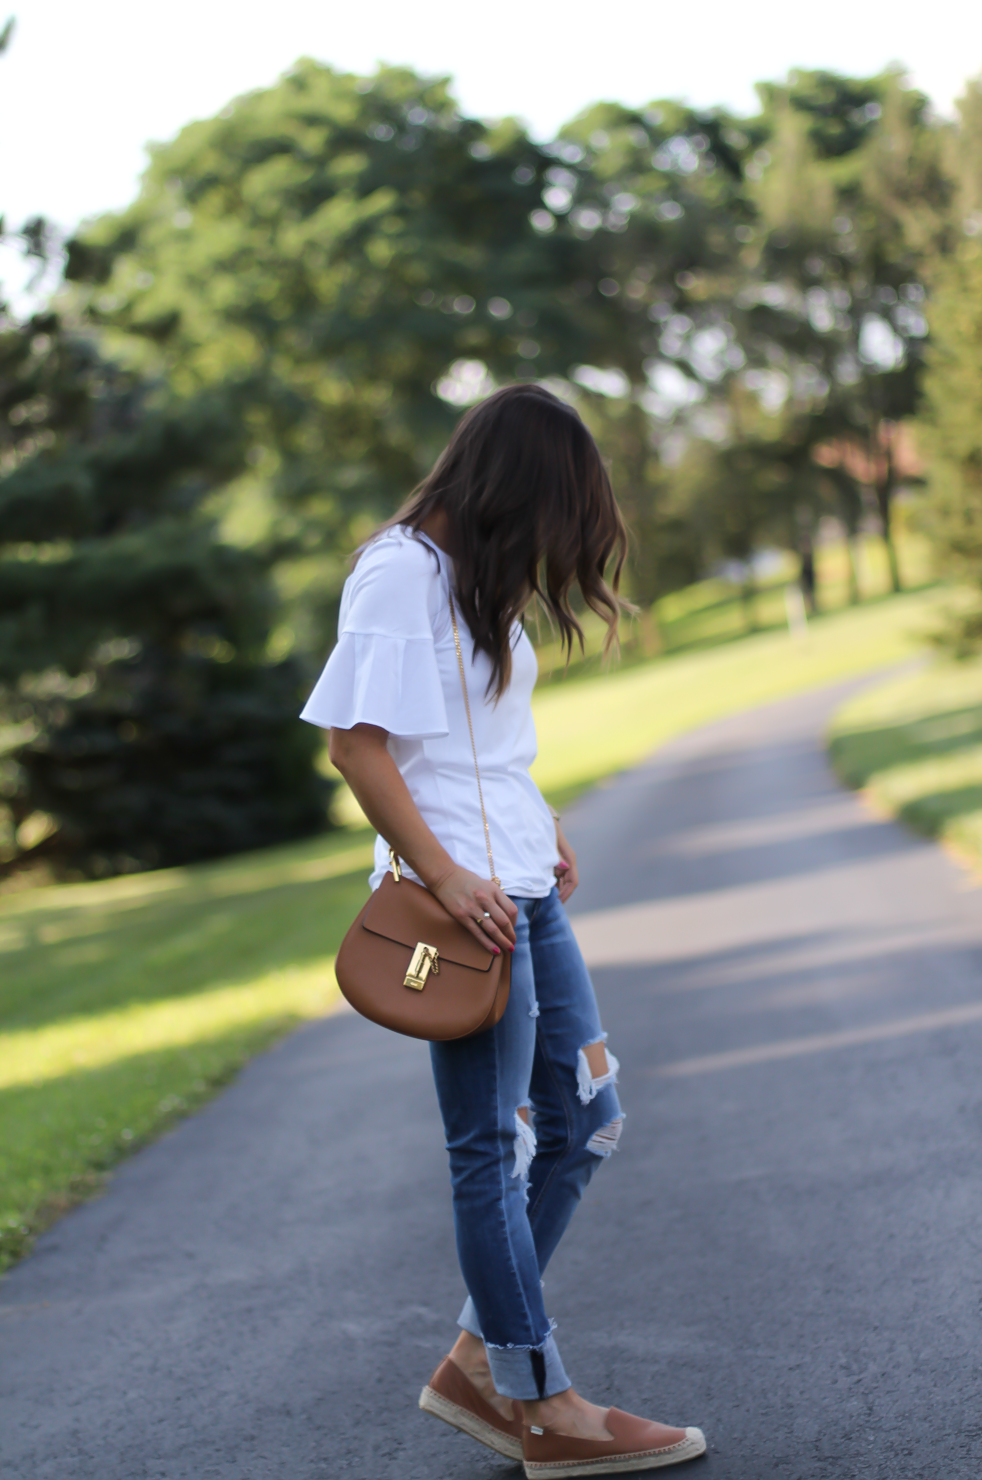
[512,1102,536,1183]
[586,1115,624,1158]
[576,1036,623,1158]
[576,1035,619,1106]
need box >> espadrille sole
[522,1425,706,1477]
[419,1383,524,1461]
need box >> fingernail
[492,946,501,955]
[509,945,515,953]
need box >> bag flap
[362,873,495,973]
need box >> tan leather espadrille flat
[522,1407,706,1477]
[419,1355,524,1461]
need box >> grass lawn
[0,579,942,1273]
[533,525,934,682]
[531,587,940,803]
[829,656,982,871]
[0,830,374,1271]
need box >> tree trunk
[792,504,818,615]
[881,501,902,593]
[830,469,864,606]
[873,428,902,594]
[798,547,817,615]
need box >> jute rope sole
[418,1382,524,1461]
[522,1426,706,1477]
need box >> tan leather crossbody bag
[334,591,511,1041]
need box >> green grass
[0,829,375,1271]
[0,577,943,1273]
[829,657,982,869]
[532,527,934,683]
[530,587,939,799]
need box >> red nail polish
[492,946,501,954]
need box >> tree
[64,63,620,656]
[918,245,982,648]
[734,69,953,592]
[547,99,757,604]
[574,386,702,644]
[0,311,329,878]
[554,96,758,375]
[0,9,329,881]
[663,375,816,630]
[946,76,982,228]
[912,72,982,651]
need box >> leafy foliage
[65,63,627,651]
[726,71,952,590]
[62,61,972,634]
[918,240,982,650]
[0,315,329,878]
[914,79,982,652]
[4,47,982,880]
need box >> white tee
[300,526,559,897]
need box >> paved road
[4,677,982,1480]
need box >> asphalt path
[3,675,982,1479]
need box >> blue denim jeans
[429,887,624,1401]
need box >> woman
[301,384,705,1477]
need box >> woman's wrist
[417,850,459,894]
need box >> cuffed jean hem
[483,1332,571,1401]
[457,1296,483,1340]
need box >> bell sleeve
[300,535,450,739]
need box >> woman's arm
[329,723,517,954]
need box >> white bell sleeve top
[300,526,559,897]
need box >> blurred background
[4,0,982,1266]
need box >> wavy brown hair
[366,384,631,699]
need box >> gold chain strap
[449,589,499,886]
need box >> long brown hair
[367,384,631,698]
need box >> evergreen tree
[0,313,329,879]
[947,76,982,227]
[918,236,982,650]
[892,68,982,649]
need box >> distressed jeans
[429,887,623,1401]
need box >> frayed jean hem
[457,1298,570,1399]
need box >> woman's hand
[554,822,578,904]
[432,867,518,955]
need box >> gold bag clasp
[405,942,439,991]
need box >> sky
[2,0,982,237]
